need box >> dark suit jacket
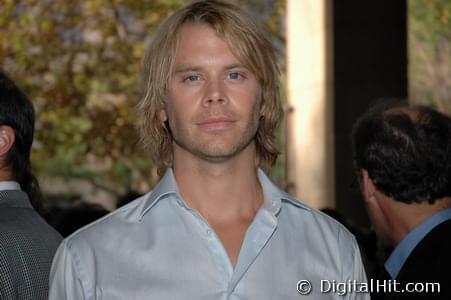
[387,219,451,300]
[0,190,62,300]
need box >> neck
[0,165,14,182]
[172,142,263,222]
[389,197,451,244]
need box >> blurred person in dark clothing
[0,70,62,300]
[352,103,451,299]
[116,190,142,208]
[50,201,109,237]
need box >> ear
[0,125,15,157]
[360,169,392,244]
[361,169,377,204]
[158,109,168,123]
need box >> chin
[196,145,242,160]
[174,130,255,161]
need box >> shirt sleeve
[348,243,370,300]
[49,240,86,300]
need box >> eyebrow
[174,65,202,73]
[174,63,246,73]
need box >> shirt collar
[139,168,310,220]
[139,168,180,220]
[256,168,310,214]
[385,207,451,278]
[0,181,21,191]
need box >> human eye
[182,74,201,82]
[227,72,245,80]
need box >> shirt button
[206,229,212,236]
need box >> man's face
[161,23,261,163]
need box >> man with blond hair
[50,1,368,299]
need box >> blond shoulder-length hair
[138,0,283,176]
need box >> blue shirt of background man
[385,207,451,279]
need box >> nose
[202,78,227,106]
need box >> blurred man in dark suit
[352,103,451,299]
[0,70,62,299]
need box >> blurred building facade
[286,0,407,226]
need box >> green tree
[0,0,286,203]
[409,0,451,113]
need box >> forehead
[173,23,242,66]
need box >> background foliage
[0,0,286,205]
[1,0,447,207]
[409,0,451,113]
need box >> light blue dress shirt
[49,168,369,299]
[385,207,451,279]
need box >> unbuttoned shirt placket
[175,195,280,299]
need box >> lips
[197,117,235,125]
[196,117,236,130]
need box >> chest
[209,218,251,267]
[87,222,345,300]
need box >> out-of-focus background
[0,0,449,238]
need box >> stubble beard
[171,113,260,163]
